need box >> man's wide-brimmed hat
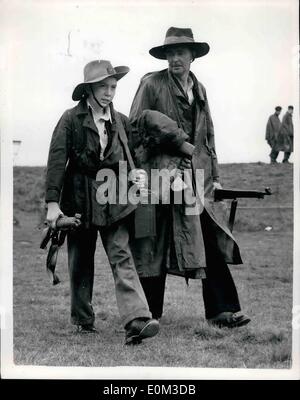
[72,60,129,101]
[149,27,210,60]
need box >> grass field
[13,162,293,369]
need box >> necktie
[99,119,108,161]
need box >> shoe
[125,318,159,345]
[76,324,98,334]
[270,160,278,164]
[282,160,290,164]
[208,312,251,329]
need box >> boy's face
[90,77,117,108]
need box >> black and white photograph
[1,0,299,381]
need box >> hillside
[13,162,293,232]
[12,162,294,369]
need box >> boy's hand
[46,202,64,229]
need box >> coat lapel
[102,121,118,160]
[101,104,119,160]
[82,112,99,134]
[75,100,99,135]
[167,71,189,103]
[190,73,206,146]
[166,70,207,146]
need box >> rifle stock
[40,213,81,285]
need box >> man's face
[275,110,281,116]
[288,108,293,115]
[165,46,193,78]
[90,77,117,107]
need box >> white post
[12,140,21,166]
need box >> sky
[1,0,299,166]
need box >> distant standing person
[278,106,294,163]
[265,106,282,164]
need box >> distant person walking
[278,106,294,163]
[265,106,282,163]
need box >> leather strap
[114,112,136,171]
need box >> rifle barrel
[214,188,271,201]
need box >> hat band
[164,35,195,45]
[84,68,116,83]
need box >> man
[265,106,282,163]
[45,60,159,345]
[277,105,294,163]
[129,27,250,328]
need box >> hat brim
[72,66,129,101]
[149,42,210,60]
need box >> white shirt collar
[186,76,194,105]
[87,100,112,122]
[187,75,194,91]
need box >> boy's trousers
[67,221,151,328]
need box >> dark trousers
[139,275,167,320]
[67,222,151,327]
[201,257,241,319]
[270,149,291,162]
[270,149,279,162]
[140,210,241,320]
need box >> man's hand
[213,181,223,191]
[46,202,64,229]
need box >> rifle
[214,188,272,232]
[40,214,81,285]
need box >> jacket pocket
[91,180,108,226]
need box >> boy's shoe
[125,318,159,345]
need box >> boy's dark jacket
[45,100,136,228]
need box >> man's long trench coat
[277,112,294,153]
[265,113,281,151]
[129,69,242,278]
